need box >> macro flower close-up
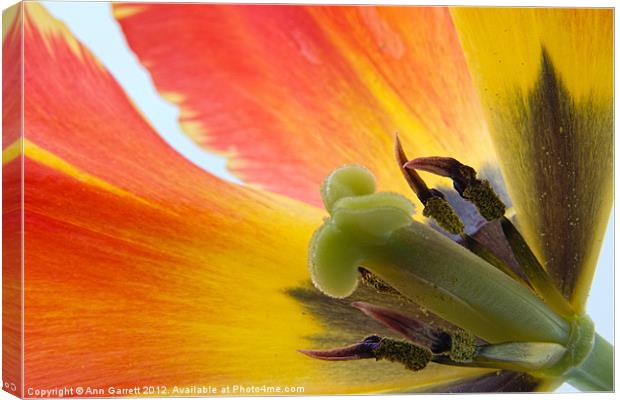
[2,2,613,396]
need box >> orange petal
[19,4,487,393]
[113,4,495,207]
[21,2,315,389]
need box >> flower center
[301,136,608,385]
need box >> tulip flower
[3,3,611,395]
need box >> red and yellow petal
[3,3,24,397]
[112,5,495,208]
[15,4,489,393]
[451,8,613,311]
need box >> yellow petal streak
[23,139,155,207]
[3,139,22,165]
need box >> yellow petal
[451,8,613,311]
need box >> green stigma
[320,164,376,213]
[332,192,414,241]
[309,165,414,298]
[308,222,365,298]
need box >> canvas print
[1,1,614,397]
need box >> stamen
[405,157,506,221]
[298,335,381,361]
[404,156,474,192]
[463,180,505,222]
[350,302,482,364]
[398,153,536,285]
[395,137,464,235]
[299,336,432,372]
[395,134,435,203]
[351,301,451,353]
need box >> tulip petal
[451,8,613,311]
[3,4,23,397]
[112,4,496,208]
[19,4,491,393]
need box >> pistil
[309,164,569,343]
[305,153,611,390]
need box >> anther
[423,196,465,235]
[449,329,477,362]
[462,180,505,222]
[373,338,432,371]
[405,157,506,221]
